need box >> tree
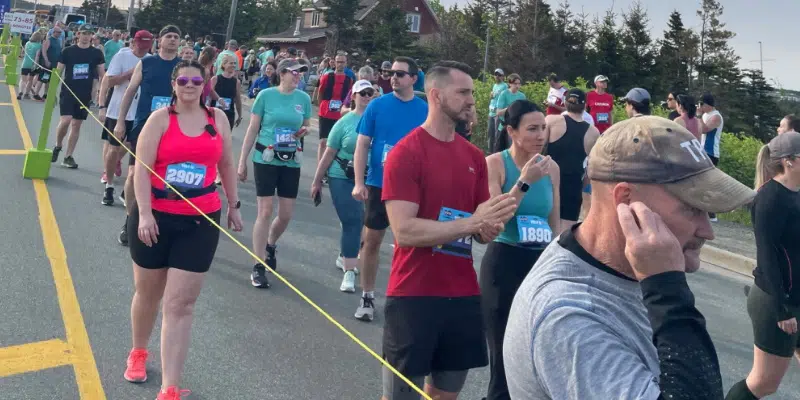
[737,69,780,141]
[358,2,416,62]
[428,5,483,71]
[619,1,655,92]
[697,0,739,90]
[654,11,695,95]
[590,9,623,95]
[320,0,364,55]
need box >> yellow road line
[0,149,26,155]
[8,84,106,399]
[0,339,73,377]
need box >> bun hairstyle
[494,100,543,153]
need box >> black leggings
[479,241,545,400]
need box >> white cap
[351,79,373,94]
[594,75,609,83]
[494,68,505,75]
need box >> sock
[106,183,114,189]
[725,379,759,400]
[363,291,375,299]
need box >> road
[1,72,800,399]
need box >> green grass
[717,207,752,227]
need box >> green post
[4,34,20,86]
[22,70,60,180]
[0,25,9,55]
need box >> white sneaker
[336,255,359,274]
[340,270,356,293]
[354,295,375,322]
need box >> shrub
[717,133,763,188]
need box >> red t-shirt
[586,90,614,133]
[318,73,352,120]
[382,127,489,297]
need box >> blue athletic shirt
[133,54,182,135]
[357,93,428,188]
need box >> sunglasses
[358,89,376,97]
[390,70,409,78]
[175,76,205,86]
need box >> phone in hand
[313,191,322,207]
[534,155,544,162]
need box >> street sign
[4,12,35,34]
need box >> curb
[701,245,755,278]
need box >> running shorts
[128,206,222,273]
[21,68,34,76]
[59,90,90,120]
[102,117,134,146]
[747,283,800,358]
[253,163,301,199]
[382,296,488,377]
[364,185,389,230]
[319,116,337,139]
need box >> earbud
[788,162,794,167]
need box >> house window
[311,11,321,27]
[406,13,420,33]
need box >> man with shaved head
[379,60,516,400]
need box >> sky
[35,0,799,90]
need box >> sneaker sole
[123,373,147,383]
[340,286,356,293]
[355,313,374,322]
[102,200,114,206]
[251,276,270,289]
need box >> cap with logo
[594,75,609,83]
[134,30,154,42]
[277,58,308,73]
[352,79,374,94]
[494,68,505,75]
[768,131,800,159]
[622,88,651,104]
[77,24,95,33]
[566,88,586,105]
[588,116,755,213]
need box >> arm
[41,39,50,66]
[95,63,106,84]
[238,113,260,168]
[641,272,724,399]
[583,126,601,155]
[486,154,505,198]
[386,200,481,248]
[353,134,371,188]
[115,61,143,128]
[133,110,169,216]
[213,108,240,205]
[753,191,792,318]
[547,165,561,233]
[209,76,220,102]
[234,78,242,119]
[705,115,722,131]
[312,147,338,185]
[495,91,509,117]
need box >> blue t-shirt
[357,93,428,188]
[414,70,425,92]
[250,87,312,168]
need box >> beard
[441,100,469,124]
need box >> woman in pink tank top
[674,94,706,141]
[123,60,244,400]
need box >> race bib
[216,97,231,111]
[329,100,342,112]
[151,96,171,112]
[517,215,552,247]
[42,72,51,80]
[274,127,297,151]
[72,63,89,80]
[597,112,609,123]
[433,207,473,258]
[165,162,207,189]
[382,143,393,166]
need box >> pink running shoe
[123,348,148,383]
[156,386,191,400]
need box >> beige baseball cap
[588,116,756,213]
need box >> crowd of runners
[6,19,800,400]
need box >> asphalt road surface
[1,77,800,399]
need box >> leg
[253,196,274,261]
[328,178,363,267]
[268,165,301,245]
[268,196,296,245]
[130,263,169,349]
[55,116,72,148]
[160,268,206,389]
[380,366,425,400]
[425,370,470,400]
[65,119,83,157]
[359,227,386,292]
[124,165,136,213]
[737,346,791,398]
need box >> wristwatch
[229,200,241,209]
[516,180,530,193]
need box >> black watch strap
[230,200,241,209]
[516,180,530,193]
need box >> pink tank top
[678,115,702,141]
[150,109,222,215]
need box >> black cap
[566,88,586,105]
[701,93,715,107]
[287,47,298,55]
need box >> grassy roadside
[718,208,752,227]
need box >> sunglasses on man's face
[175,76,205,86]
[358,89,376,97]
[390,70,409,78]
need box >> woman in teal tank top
[479,100,560,400]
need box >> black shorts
[253,163,301,198]
[102,117,134,146]
[21,68,34,76]
[128,206,222,273]
[383,296,488,377]
[59,90,90,120]
[319,116,337,139]
[559,173,583,222]
[364,185,389,230]
[747,284,800,358]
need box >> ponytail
[754,145,779,189]
[494,123,511,153]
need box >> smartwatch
[229,200,241,209]
[516,180,530,193]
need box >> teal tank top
[494,149,554,247]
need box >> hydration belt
[256,142,296,161]
[335,156,367,181]
[152,184,218,200]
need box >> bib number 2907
[433,207,473,258]
[165,162,207,189]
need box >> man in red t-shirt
[381,61,517,400]
[587,75,615,133]
[314,53,353,179]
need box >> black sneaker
[51,146,62,162]
[61,155,78,169]
[266,244,277,272]
[118,218,129,246]
[251,264,270,288]
[102,187,115,206]
[16,93,22,100]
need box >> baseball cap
[622,88,651,104]
[768,131,800,159]
[701,93,715,107]
[277,58,308,73]
[380,61,392,71]
[77,24,95,33]
[566,88,586,105]
[494,68,505,75]
[134,30,154,43]
[352,79,374,94]
[588,116,755,213]
[594,75,609,83]
[228,39,239,47]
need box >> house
[256,0,440,57]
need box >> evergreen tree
[738,69,780,141]
[590,9,622,96]
[320,0,363,54]
[697,0,739,90]
[619,1,655,92]
[358,2,416,62]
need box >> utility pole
[225,0,238,44]
[482,0,507,79]
[104,0,110,26]
[749,41,775,75]
[126,0,135,31]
